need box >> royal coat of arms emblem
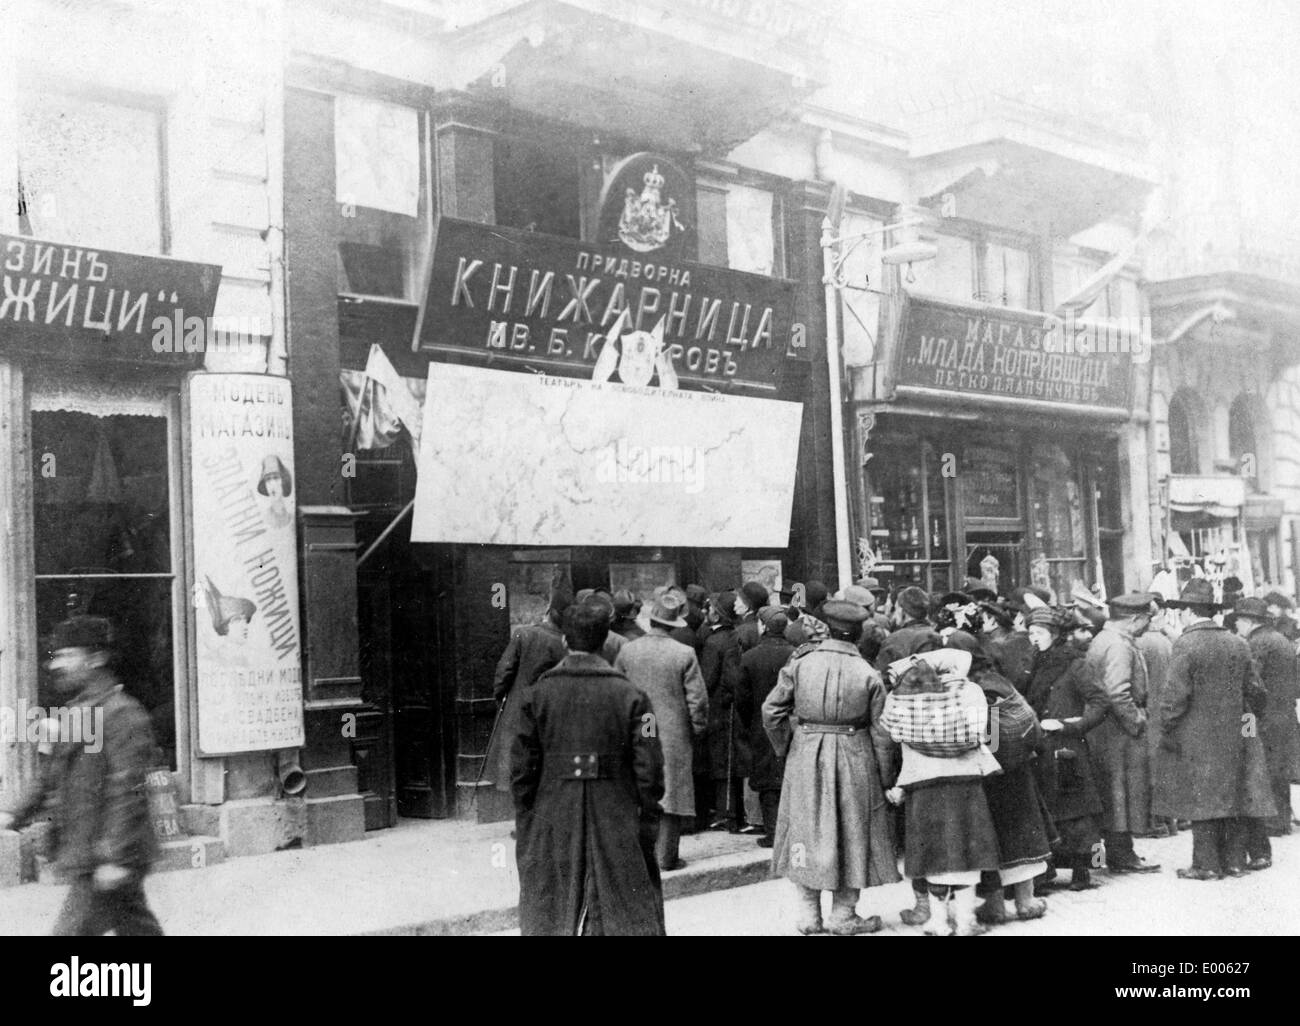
[591,310,679,389]
[618,164,685,253]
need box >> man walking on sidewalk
[1085,592,1161,875]
[1155,580,1276,880]
[0,616,162,936]
[512,603,666,935]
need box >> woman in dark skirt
[945,632,1054,924]
[883,649,1003,936]
[1024,607,1110,891]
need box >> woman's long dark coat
[511,653,666,936]
[1025,642,1108,823]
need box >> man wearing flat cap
[0,617,162,935]
[1233,597,1300,841]
[1154,580,1275,879]
[1085,592,1161,873]
[763,600,899,934]
[615,594,709,871]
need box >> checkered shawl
[881,684,987,756]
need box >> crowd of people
[493,573,1300,936]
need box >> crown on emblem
[643,164,665,190]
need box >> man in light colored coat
[615,593,709,871]
[1085,592,1161,874]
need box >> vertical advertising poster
[188,374,305,755]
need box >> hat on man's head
[836,585,877,610]
[804,581,829,610]
[1264,591,1294,611]
[1234,597,1271,622]
[1109,591,1158,615]
[961,578,997,603]
[860,575,887,597]
[575,588,595,604]
[1169,579,1219,612]
[49,615,115,652]
[757,606,789,636]
[612,589,640,617]
[685,584,709,606]
[1071,581,1105,611]
[711,591,738,625]
[648,593,688,629]
[897,586,931,621]
[821,600,870,628]
[741,581,769,611]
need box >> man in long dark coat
[615,593,708,870]
[1235,597,1300,843]
[736,607,794,848]
[483,587,570,792]
[1136,599,1176,837]
[735,581,769,653]
[512,603,666,936]
[1085,592,1160,874]
[699,591,750,831]
[1155,580,1276,880]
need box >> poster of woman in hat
[201,575,258,668]
[256,454,294,530]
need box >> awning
[1168,475,1246,518]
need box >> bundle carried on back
[882,650,989,758]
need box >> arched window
[1229,393,1259,488]
[1168,390,1198,475]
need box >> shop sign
[893,293,1135,413]
[416,217,800,394]
[187,374,305,756]
[0,234,220,367]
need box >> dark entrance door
[356,524,454,821]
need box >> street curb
[361,847,774,936]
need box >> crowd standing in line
[493,570,1300,936]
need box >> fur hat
[897,586,931,621]
[740,581,770,611]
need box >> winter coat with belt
[483,618,566,792]
[5,673,160,878]
[1152,620,1275,822]
[614,631,709,817]
[511,652,666,936]
[700,622,748,780]
[763,639,900,891]
[1247,623,1300,784]
[1025,642,1108,823]
[736,632,795,792]
[1084,620,1151,834]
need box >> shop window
[31,407,177,769]
[1229,393,1260,490]
[1168,390,1199,475]
[865,436,951,591]
[1029,443,1089,601]
[908,232,975,301]
[985,241,1032,309]
[839,211,883,364]
[493,136,581,239]
[335,93,431,300]
[725,184,776,276]
[17,90,165,254]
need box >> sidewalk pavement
[0,819,772,936]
